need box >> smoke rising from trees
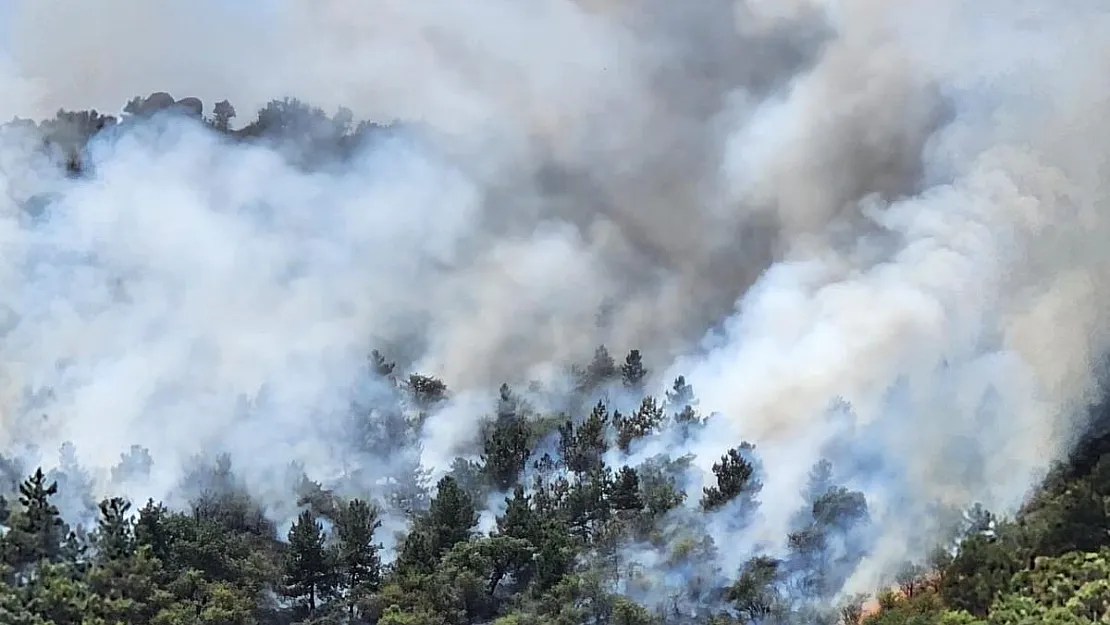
[0,0,1106,619]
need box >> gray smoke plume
[0,0,1109,610]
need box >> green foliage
[940,532,1022,616]
[334,498,383,618]
[578,345,619,392]
[5,468,68,570]
[94,497,135,563]
[620,350,648,392]
[611,467,644,512]
[614,397,665,453]
[284,509,337,614]
[728,555,782,621]
[637,454,690,518]
[700,444,761,513]
[482,384,533,491]
[559,401,610,476]
[397,476,479,578]
[408,374,449,413]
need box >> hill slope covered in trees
[0,1,1110,624]
[0,97,1105,625]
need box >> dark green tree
[93,497,134,562]
[5,468,67,569]
[665,375,696,413]
[728,555,783,622]
[482,384,532,491]
[560,401,610,475]
[407,374,448,413]
[940,531,1021,617]
[398,475,481,576]
[284,510,337,614]
[620,350,648,392]
[133,499,172,564]
[335,498,382,618]
[564,468,612,540]
[638,454,690,518]
[497,486,539,542]
[614,396,664,452]
[386,451,432,516]
[700,444,762,513]
[579,345,618,391]
[787,486,870,601]
[426,476,479,556]
[532,518,577,593]
[448,457,487,504]
[611,467,644,512]
[667,376,704,440]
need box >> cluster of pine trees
[1,95,1110,625]
[0,342,881,625]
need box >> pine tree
[5,468,66,569]
[729,556,782,621]
[639,455,689,517]
[395,525,439,576]
[565,467,612,540]
[50,442,96,521]
[133,499,171,563]
[611,467,644,512]
[701,444,762,513]
[579,345,618,391]
[615,396,665,452]
[496,485,538,542]
[667,376,703,436]
[787,486,870,600]
[448,457,487,504]
[426,476,478,556]
[560,401,610,475]
[284,510,337,614]
[666,375,696,412]
[335,499,382,618]
[407,373,448,412]
[482,384,532,491]
[369,349,396,378]
[620,350,648,392]
[94,497,134,562]
[396,475,480,576]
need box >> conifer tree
[335,499,382,617]
[611,466,644,512]
[701,444,762,513]
[620,349,648,392]
[284,510,337,614]
[482,384,532,491]
[94,497,134,562]
[6,468,67,569]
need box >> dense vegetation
[1,94,1109,625]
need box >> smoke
[0,0,1109,612]
[676,0,1110,595]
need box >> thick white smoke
[0,0,1108,606]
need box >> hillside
[0,97,1102,625]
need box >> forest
[0,94,1106,625]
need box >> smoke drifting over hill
[0,0,1108,611]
